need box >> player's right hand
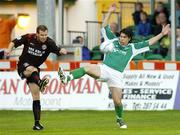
[4,49,11,58]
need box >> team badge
[42,44,47,50]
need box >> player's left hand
[60,48,67,55]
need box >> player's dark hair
[36,25,48,33]
[119,28,133,41]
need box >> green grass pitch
[0,110,180,135]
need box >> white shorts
[98,64,123,88]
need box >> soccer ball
[100,41,114,53]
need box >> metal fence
[85,21,102,50]
[67,30,86,45]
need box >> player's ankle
[35,120,40,125]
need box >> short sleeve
[134,41,149,49]
[131,41,150,56]
[49,39,61,55]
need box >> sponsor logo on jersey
[114,49,127,55]
[30,42,34,46]
[42,44,47,50]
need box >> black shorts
[17,62,40,79]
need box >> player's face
[37,30,48,43]
[119,33,130,46]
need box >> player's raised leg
[24,66,49,92]
[58,64,101,85]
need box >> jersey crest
[42,44,47,50]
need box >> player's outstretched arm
[4,42,15,57]
[102,3,116,27]
[59,48,67,55]
[148,24,170,46]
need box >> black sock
[33,100,41,125]
[31,71,41,85]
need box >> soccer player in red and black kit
[5,25,67,130]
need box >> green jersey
[101,25,150,72]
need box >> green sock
[69,67,86,80]
[115,105,123,120]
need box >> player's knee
[26,66,38,73]
[24,66,38,77]
[84,65,93,72]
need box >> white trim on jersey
[100,27,118,53]
[123,43,149,71]
[131,43,150,57]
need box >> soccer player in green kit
[58,4,170,129]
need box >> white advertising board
[0,72,109,110]
[108,70,179,110]
[0,71,179,110]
